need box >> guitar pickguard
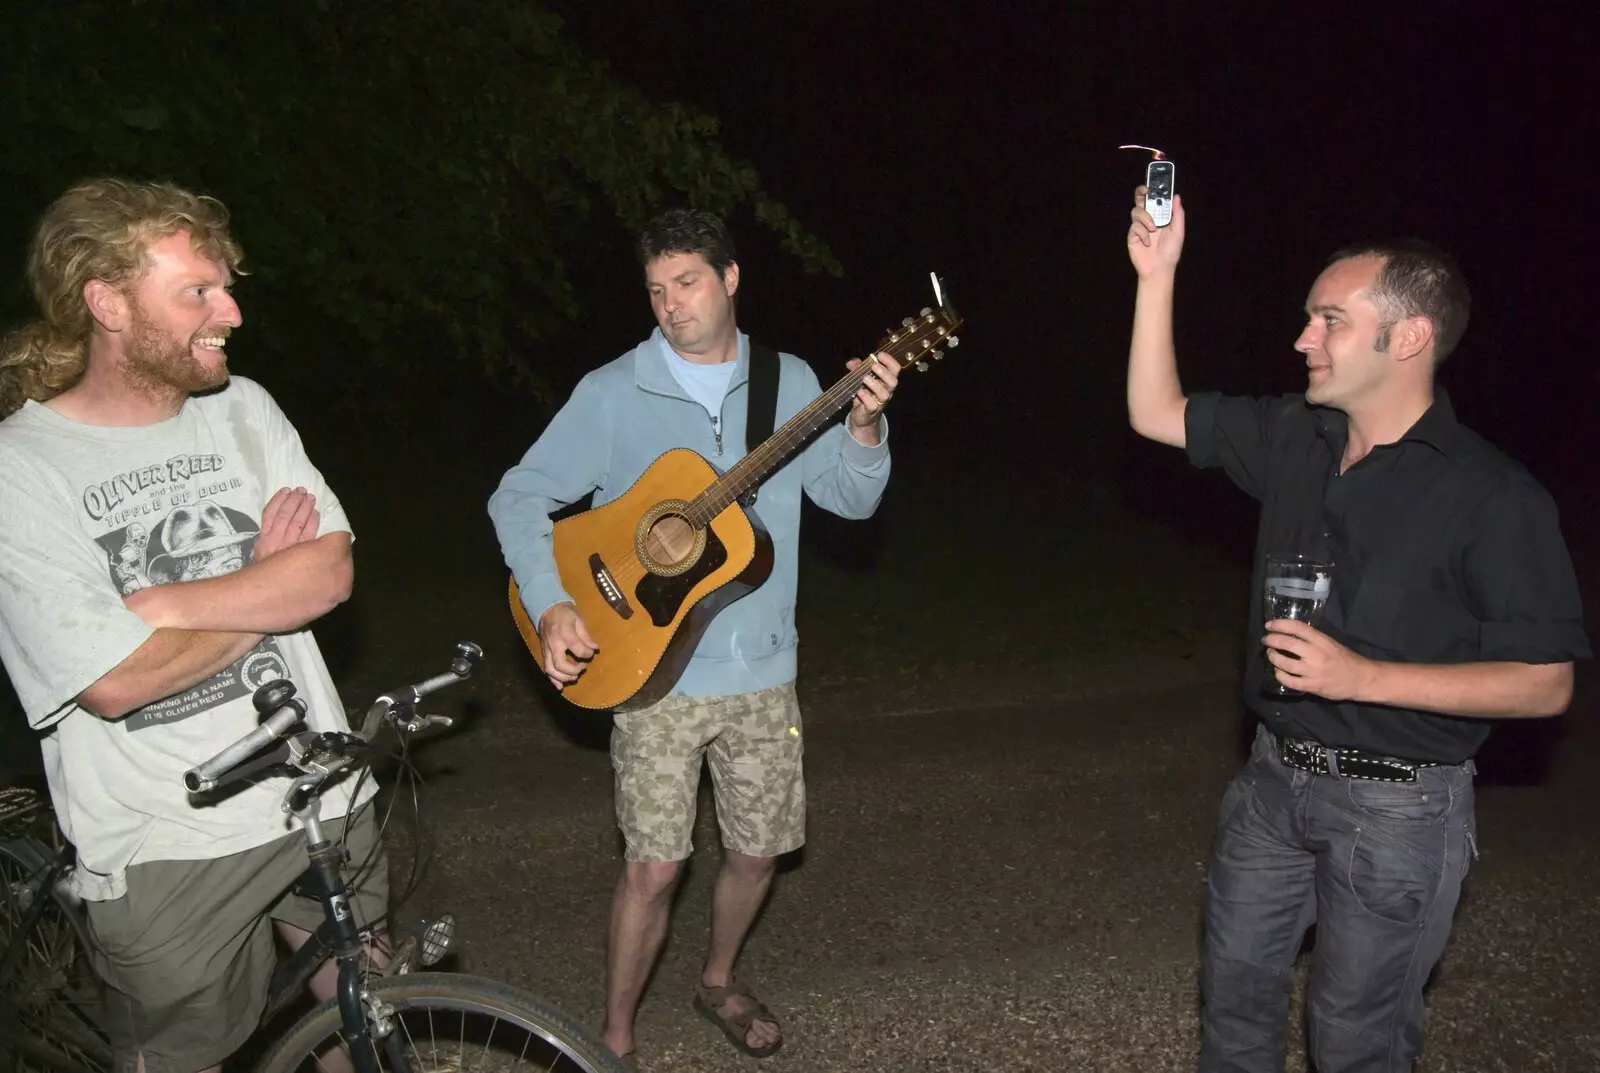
[634,526,729,627]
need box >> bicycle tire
[253,971,630,1073]
[0,836,112,1073]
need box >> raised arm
[800,356,892,521]
[1126,186,1190,448]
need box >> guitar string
[602,315,953,588]
[597,361,874,588]
[601,321,936,588]
[693,313,956,520]
[599,313,955,589]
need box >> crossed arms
[78,488,352,719]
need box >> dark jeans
[1199,725,1476,1073]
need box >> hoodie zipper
[710,414,723,456]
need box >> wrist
[1356,657,1391,705]
[537,601,573,637]
[848,416,882,447]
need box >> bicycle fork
[291,795,409,1073]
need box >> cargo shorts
[83,804,389,1073]
[611,681,806,862]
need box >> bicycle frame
[262,776,396,1073]
[174,642,481,1072]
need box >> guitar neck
[684,295,961,526]
[687,358,881,525]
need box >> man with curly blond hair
[0,179,386,1073]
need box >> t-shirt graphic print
[0,377,367,900]
[93,492,296,732]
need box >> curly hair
[0,179,245,418]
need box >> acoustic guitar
[510,277,962,711]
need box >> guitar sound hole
[644,514,698,569]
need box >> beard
[125,301,230,397]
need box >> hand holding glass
[1262,554,1334,697]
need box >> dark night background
[4,3,1600,1068]
[3,2,1595,554]
[540,1,1598,522]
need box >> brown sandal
[692,977,783,1058]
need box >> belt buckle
[1275,734,1328,776]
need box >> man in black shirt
[1125,185,1589,1073]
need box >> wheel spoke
[400,1007,427,1073]
[477,1015,497,1073]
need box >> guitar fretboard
[684,310,956,526]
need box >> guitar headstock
[874,272,963,374]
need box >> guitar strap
[740,342,780,509]
[746,342,780,452]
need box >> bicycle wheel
[0,837,112,1073]
[254,972,630,1073]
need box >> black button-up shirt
[1187,389,1590,764]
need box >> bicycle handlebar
[182,641,482,796]
[359,641,482,740]
[183,700,305,793]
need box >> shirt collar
[1313,388,1464,459]
[635,327,749,396]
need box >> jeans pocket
[1344,823,1446,926]
[1343,777,1452,825]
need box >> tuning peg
[919,307,932,317]
[916,361,929,372]
[932,349,944,360]
[902,317,914,327]
[947,336,959,347]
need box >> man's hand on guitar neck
[537,601,599,690]
[845,351,899,447]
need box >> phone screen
[1147,162,1174,199]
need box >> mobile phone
[1145,160,1175,227]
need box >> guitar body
[509,448,775,711]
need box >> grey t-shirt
[0,376,370,899]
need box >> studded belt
[1272,732,1441,783]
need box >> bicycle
[3,642,629,1073]
[0,785,111,1073]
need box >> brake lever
[364,713,456,761]
[398,713,454,734]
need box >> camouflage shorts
[611,681,805,863]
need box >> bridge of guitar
[587,553,634,619]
